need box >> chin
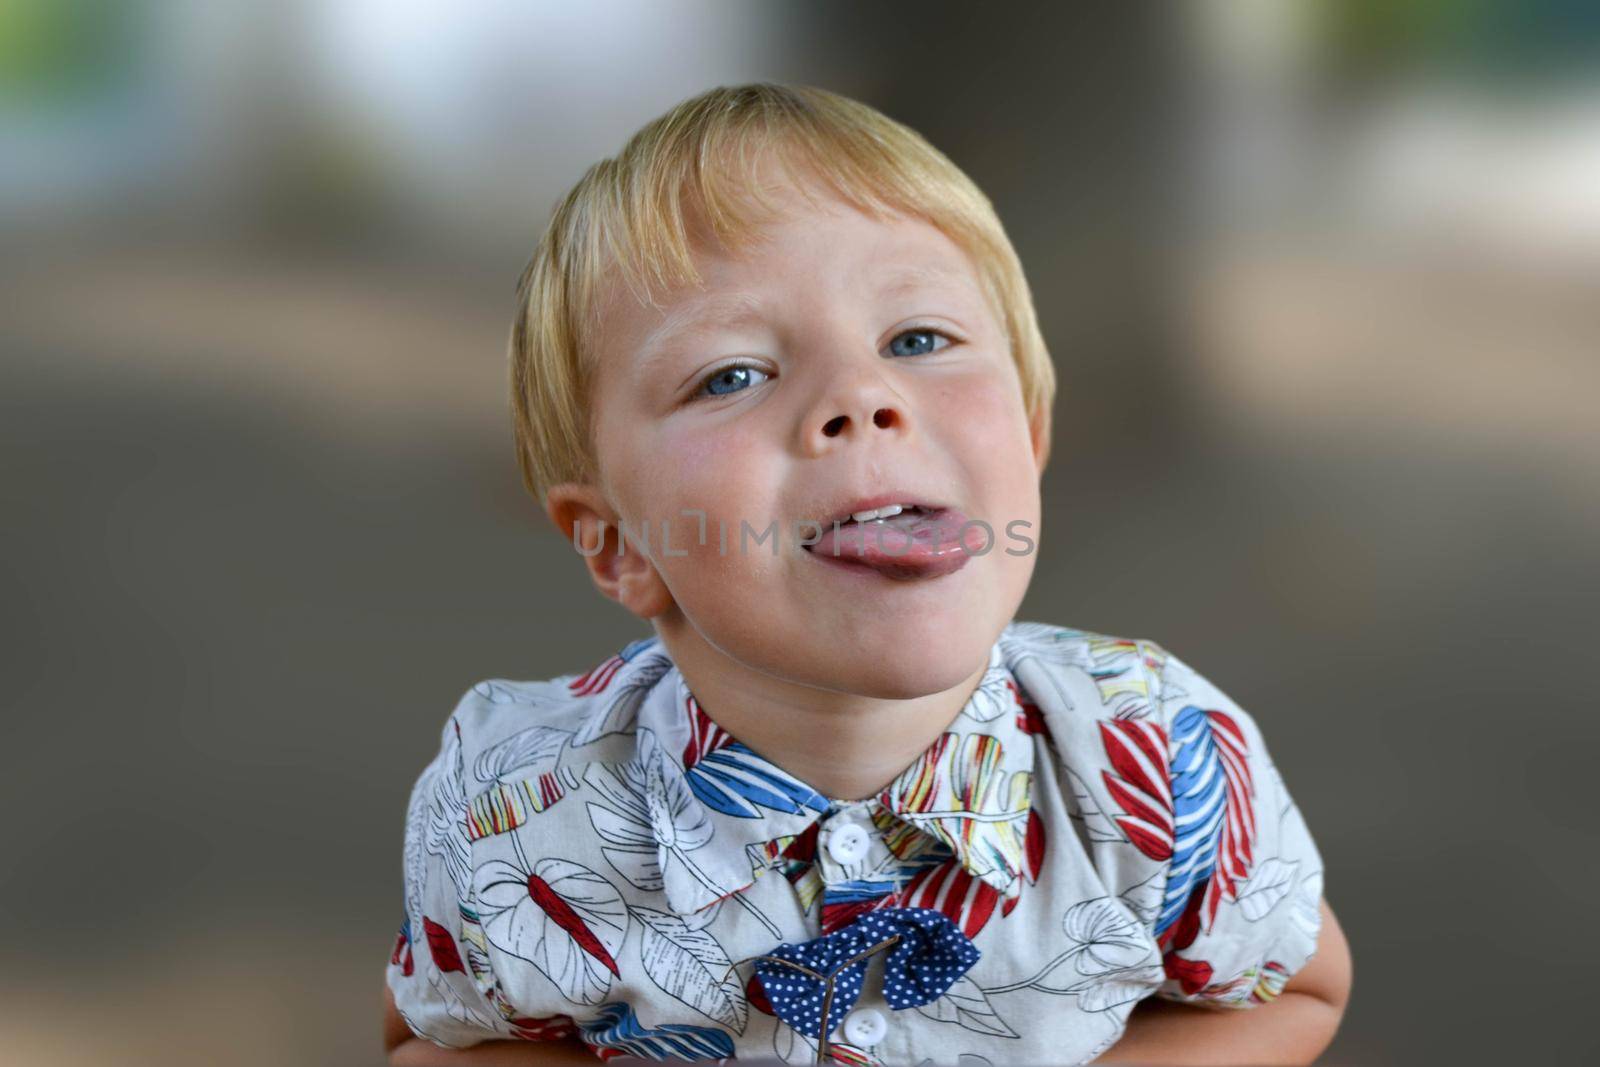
[803,612,1002,699]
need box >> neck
[650,609,991,803]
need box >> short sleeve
[385,703,581,1049]
[1146,644,1325,1008]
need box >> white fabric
[385,620,1325,1065]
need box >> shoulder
[997,619,1169,726]
[998,621,1264,736]
[996,620,1175,827]
[398,635,678,865]
[438,635,674,790]
[997,621,1278,860]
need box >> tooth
[847,504,909,523]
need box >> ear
[1029,402,1052,476]
[544,482,676,620]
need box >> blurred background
[2,1,1596,1064]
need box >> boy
[382,83,1351,1065]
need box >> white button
[825,823,870,864]
[840,1006,887,1045]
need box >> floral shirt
[385,621,1325,1065]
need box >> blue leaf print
[825,878,899,904]
[578,1001,736,1061]
[684,742,830,819]
[1156,704,1228,938]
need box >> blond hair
[510,82,1054,509]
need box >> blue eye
[697,363,771,399]
[887,328,953,357]
[691,328,953,401]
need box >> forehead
[647,258,977,344]
[695,185,974,291]
[593,187,985,357]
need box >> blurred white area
[1,0,786,250]
[6,2,1593,469]
[1348,82,1600,268]
[1,0,793,443]
[1179,0,1600,482]
[1,0,1594,487]
[1178,0,1320,234]
[301,0,784,249]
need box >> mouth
[818,494,946,528]
[827,501,933,528]
[801,497,981,580]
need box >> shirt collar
[609,632,1043,918]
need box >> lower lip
[802,507,981,581]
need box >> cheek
[939,374,1040,517]
[625,421,785,575]
[940,373,1032,457]
[649,422,769,515]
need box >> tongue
[808,507,980,579]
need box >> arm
[1092,897,1353,1066]
[384,984,601,1066]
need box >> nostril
[822,415,847,437]
[872,408,895,429]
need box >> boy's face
[563,173,1045,698]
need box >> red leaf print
[1101,772,1166,836]
[1164,952,1213,995]
[822,894,892,935]
[422,916,465,973]
[569,653,625,696]
[682,695,735,768]
[1159,876,1206,952]
[1198,708,1258,931]
[390,928,407,967]
[401,942,413,976]
[1010,678,1050,737]
[827,1043,880,1066]
[1122,821,1173,862]
[1024,807,1047,884]
[509,1014,579,1042]
[1100,720,1168,792]
[1099,719,1174,861]
[781,822,820,864]
[897,860,999,940]
[527,873,622,977]
[1207,708,1249,758]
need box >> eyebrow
[642,291,767,356]
[872,261,975,295]
[638,261,979,363]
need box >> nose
[801,366,910,456]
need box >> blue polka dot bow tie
[751,907,981,1040]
